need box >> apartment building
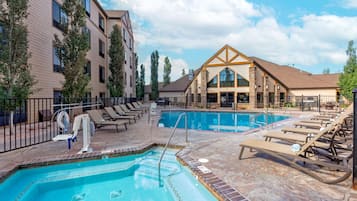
[26,0,135,100]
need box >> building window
[129,38,132,50]
[207,76,218,88]
[220,68,234,87]
[280,92,285,103]
[269,92,275,104]
[0,24,6,45]
[99,66,105,83]
[207,93,218,103]
[84,60,91,77]
[53,46,64,73]
[83,27,91,49]
[82,0,90,16]
[237,93,249,103]
[99,39,105,57]
[124,72,127,86]
[123,28,126,42]
[53,90,63,112]
[52,0,67,31]
[98,13,105,32]
[237,74,249,86]
[130,75,132,87]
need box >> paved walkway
[0,109,355,201]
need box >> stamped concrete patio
[0,108,355,201]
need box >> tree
[107,24,124,97]
[0,0,37,132]
[54,0,89,101]
[150,50,159,100]
[139,64,145,99]
[181,68,186,76]
[322,67,330,74]
[135,54,140,98]
[163,56,171,86]
[339,40,357,101]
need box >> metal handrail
[158,112,188,186]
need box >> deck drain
[198,158,209,163]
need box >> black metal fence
[161,95,347,112]
[0,96,137,153]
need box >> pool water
[159,111,289,132]
[0,148,217,201]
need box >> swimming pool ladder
[158,112,188,186]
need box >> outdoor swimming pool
[0,148,217,201]
[158,111,289,132]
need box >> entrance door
[220,92,234,107]
[256,92,263,108]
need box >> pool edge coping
[0,143,249,201]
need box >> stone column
[263,74,268,108]
[193,79,198,107]
[249,65,256,109]
[187,88,192,107]
[201,69,207,108]
[274,82,280,107]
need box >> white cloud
[103,0,357,72]
[343,0,357,8]
[141,55,189,84]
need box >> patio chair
[119,104,142,117]
[126,103,144,114]
[114,105,140,119]
[104,107,136,123]
[239,128,352,184]
[133,102,148,112]
[293,122,326,129]
[87,110,129,132]
[52,114,82,149]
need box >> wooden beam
[206,61,251,67]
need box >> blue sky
[99,0,357,83]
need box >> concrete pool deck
[0,108,355,201]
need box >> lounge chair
[104,107,136,123]
[126,103,144,114]
[87,110,129,132]
[114,105,140,119]
[239,128,352,184]
[293,122,326,129]
[281,127,322,135]
[119,104,142,117]
[53,114,82,149]
[133,102,148,112]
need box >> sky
[99,0,357,83]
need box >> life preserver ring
[57,111,70,129]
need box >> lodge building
[160,45,340,109]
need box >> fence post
[352,89,357,189]
[318,94,320,113]
[301,95,304,112]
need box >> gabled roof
[160,68,201,92]
[251,57,339,89]
[144,83,165,94]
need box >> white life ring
[57,111,70,129]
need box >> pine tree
[0,0,37,132]
[107,24,124,97]
[54,0,89,101]
[181,68,186,76]
[339,40,357,101]
[139,64,145,99]
[163,56,171,86]
[150,50,159,100]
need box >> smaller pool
[158,111,289,133]
[0,148,217,201]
